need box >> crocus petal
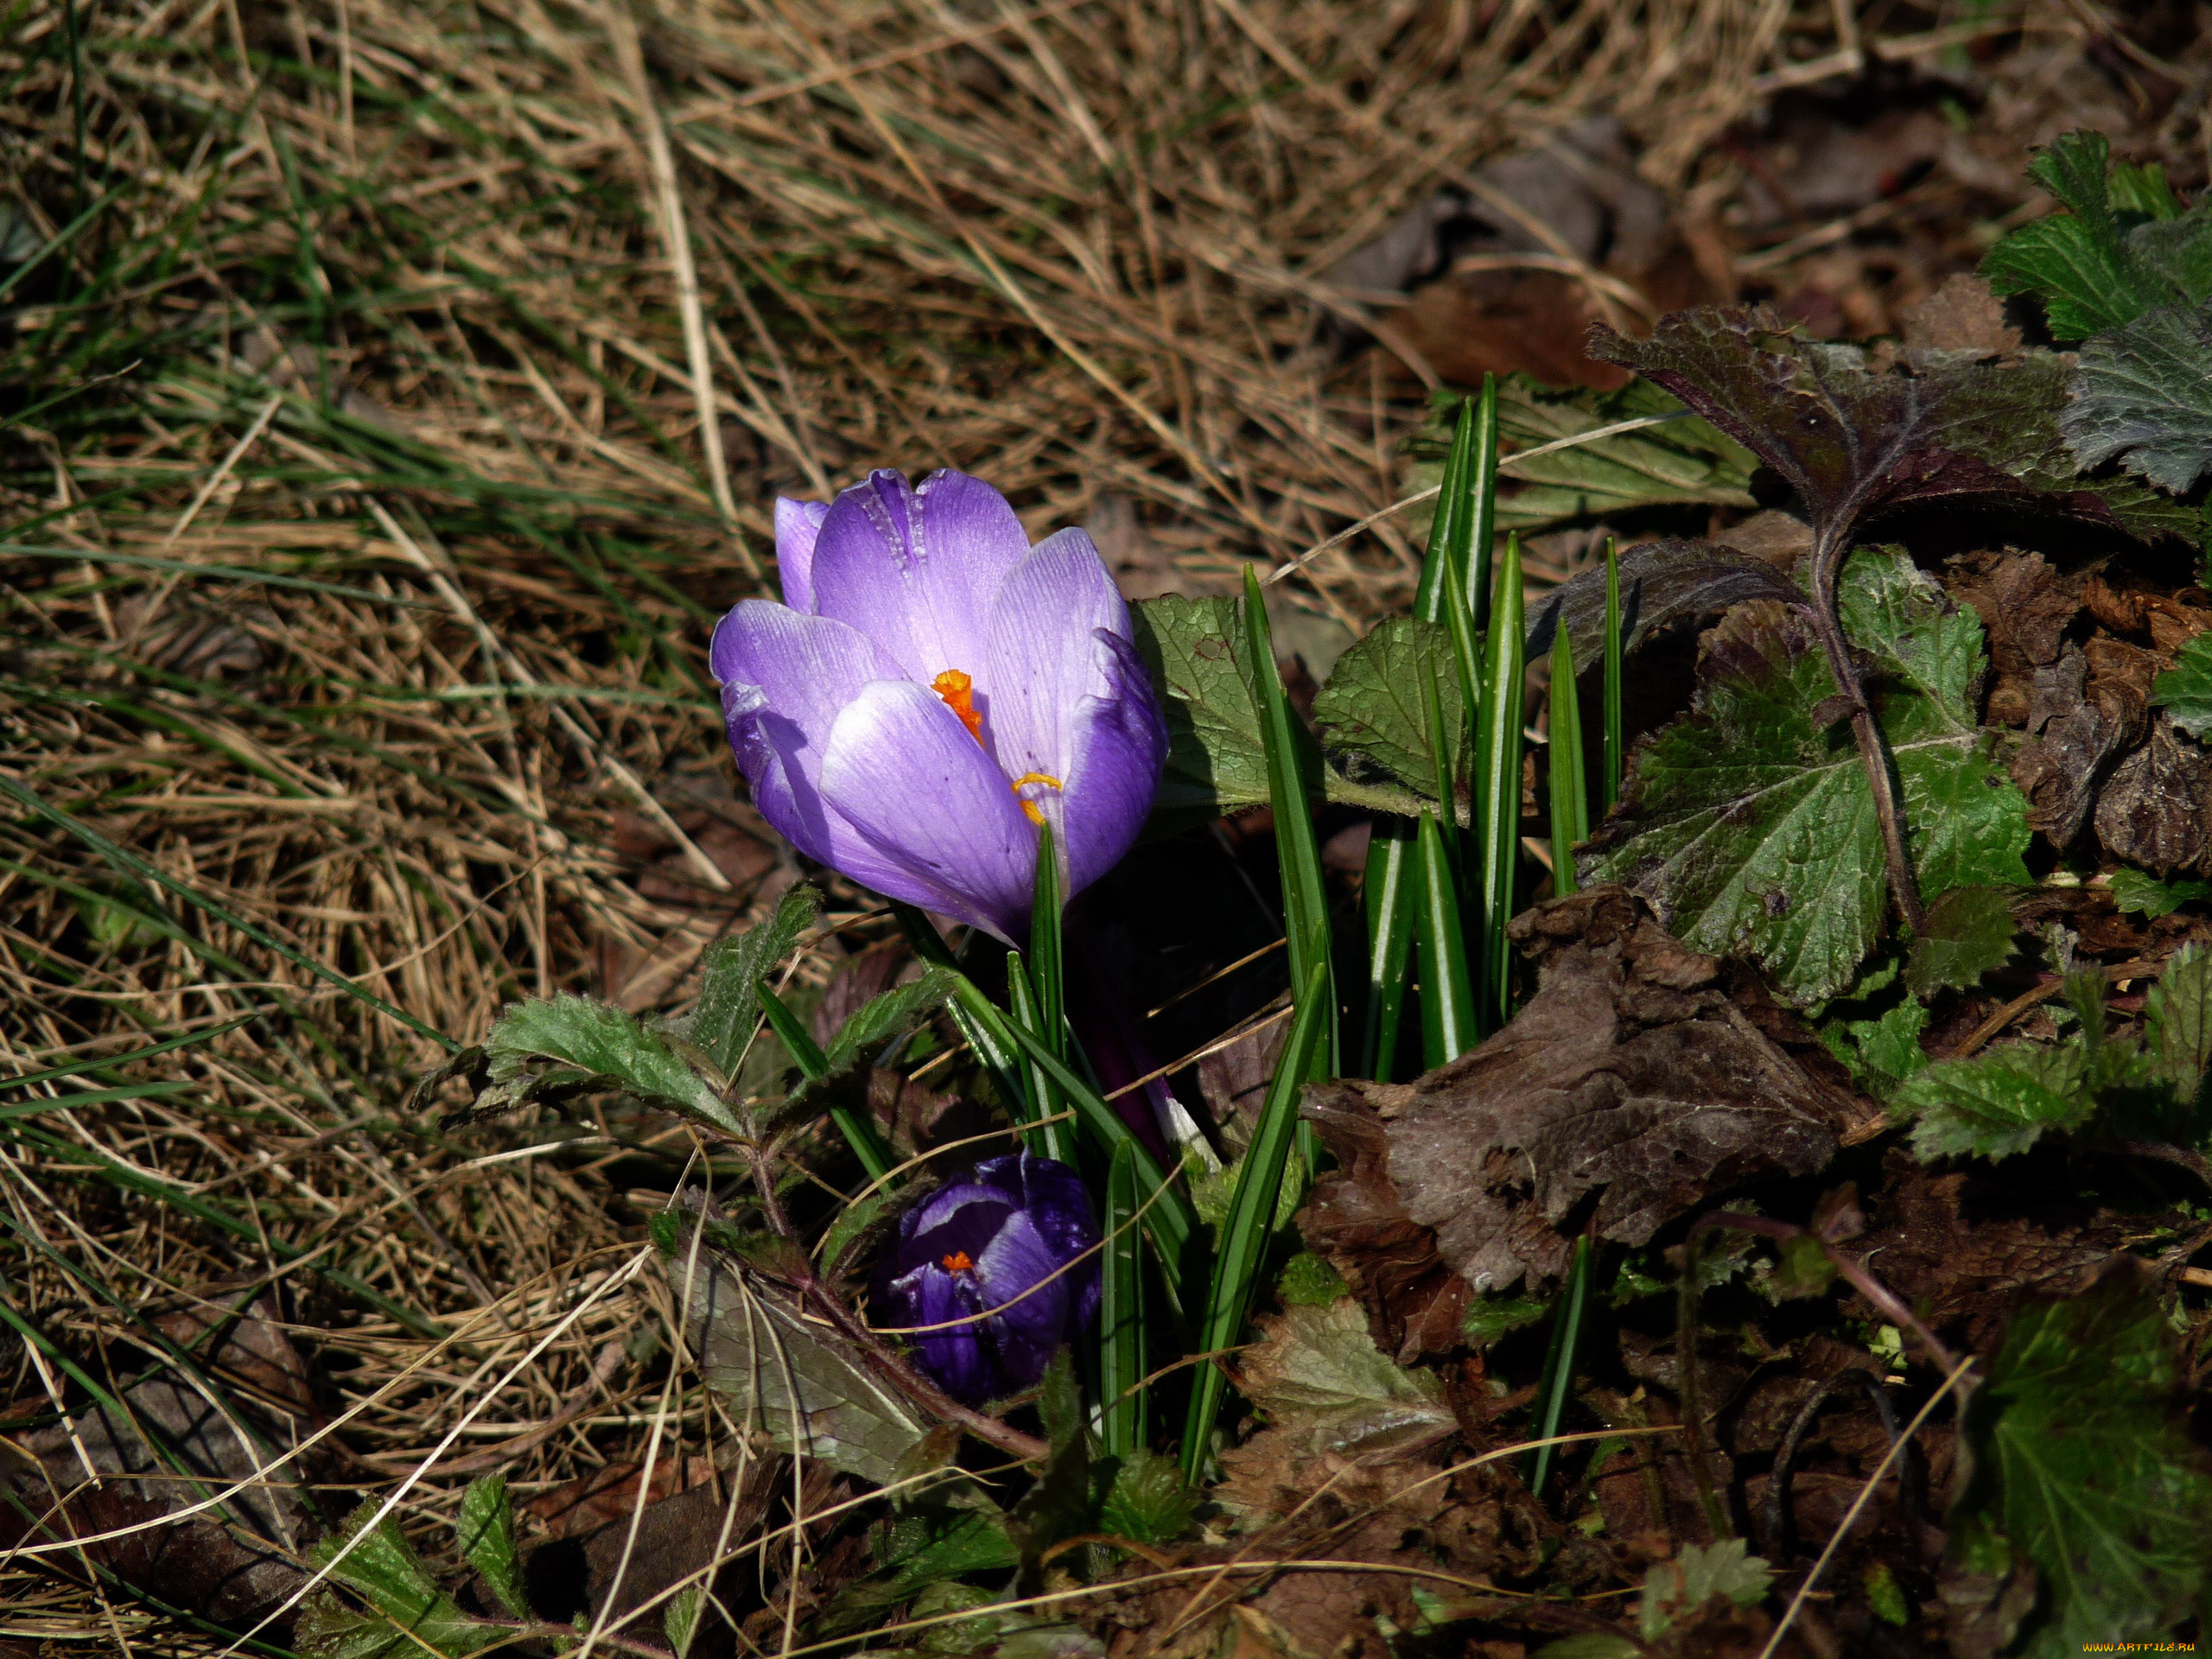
[1057,630,1170,895]
[976,1151,1099,1335]
[980,528,1131,785]
[773,498,830,613]
[709,601,900,868]
[886,1262,994,1406]
[810,470,1032,686]
[819,680,1039,942]
[972,1210,1074,1393]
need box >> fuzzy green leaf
[2145,942,2212,1094]
[1097,1448,1197,1545]
[673,885,820,1075]
[1638,1539,1774,1638]
[1907,886,2019,995]
[2107,868,2212,917]
[2151,628,2212,738]
[665,1584,707,1657]
[1584,548,2031,1004]
[1891,1041,2091,1161]
[806,967,957,1088]
[1129,594,1270,826]
[1236,1298,1452,1455]
[2063,299,2212,494]
[1948,1269,2212,1655]
[677,1238,928,1485]
[486,994,741,1135]
[1981,133,2186,340]
[297,1505,493,1659]
[1821,995,1929,1098]
[457,1473,528,1621]
[1312,616,1464,804]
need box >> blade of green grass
[1100,1138,1147,1461]
[1548,621,1587,899]
[1180,960,1332,1482]
[982,990,1195,1276]
[1525,1233,1596,1503]
[0,1014,260,1091]
[1602,537,1624,816]
[1241,565,1338,1118]
[1471,532,1526,1035]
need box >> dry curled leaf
[1300,888,1876,1360]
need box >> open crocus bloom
[712,469,1166,944]
[874,1151,1098,1405]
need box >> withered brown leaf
[1300,889,1877,1360]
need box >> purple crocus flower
[874,1151,1099,1406]
[711,470,1168,944]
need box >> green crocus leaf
[1312,615,1463,805]
[1891,1041,2091,1161]
[1583,547,2031,1005]
[1948,1268,2212,1655]
[2063,299,2212,495]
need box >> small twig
[1703,1211,1960,1376]
[1946,958,2158,1059]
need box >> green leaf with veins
[1311,616,1463,804]
[1235,1299,1453,1456]
[1948,1268,2212,1656]
[1097,1447,1197,1544]
[1582,547,2031,1004]
[2063,299,2212,494]
[2152,628,2212,745]
[2107,868,2212,918]
[1907,886,2018,996]
[457,1474,528,1621]
[670,884,819,1075]
[786,967,957,1106]
[1891,1040,2091,1161]
[486,994,740,1135]
[1821,994,1929,1099]
[2145,942,2212,1095]
[297,1505,496,1659]
[1981,131,2194,340]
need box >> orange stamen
[1010,772,1065,829]
[940,1251,974,1273]
[931,670,985,745]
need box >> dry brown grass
[3,0,2198,1649]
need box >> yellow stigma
[931,669,985,744]
[1010,772,1065,828]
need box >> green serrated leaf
[1312,616,1464,804]
[487,995,740,1134]
[1821,993,1929,1098]
[1406,375,1757,534]
[818,1504,1020,1637]
[819,967,958,1080]
[664,1583,707,1657]
[1982,131,2180,340]
[1464,1291,1551,1344]
[1097,1448,1196,1544]
[2107,868,2212,917]
[1948,1268,2212,1654]
[1237,1299,1452,1454]
[1274,1251,1348,1307]
[676,1236,927,1485]
[672,885,821,1074]
[2151,628,2212,739]
[1638,1539,1774,1639]
[457,1473,527,1621]
[1128,594,1269,826]
[1891,1040,2092,1161]
[1584,548,2031,1004]
[2063,299,2212,494]
[2146,942,2212,1094]
[1907,886,2019,995]
[298,1504,494,1659]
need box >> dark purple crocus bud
[874,1151,1099,1406]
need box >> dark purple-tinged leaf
[1906,886,2020,996]
[1524,537,1802,673]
